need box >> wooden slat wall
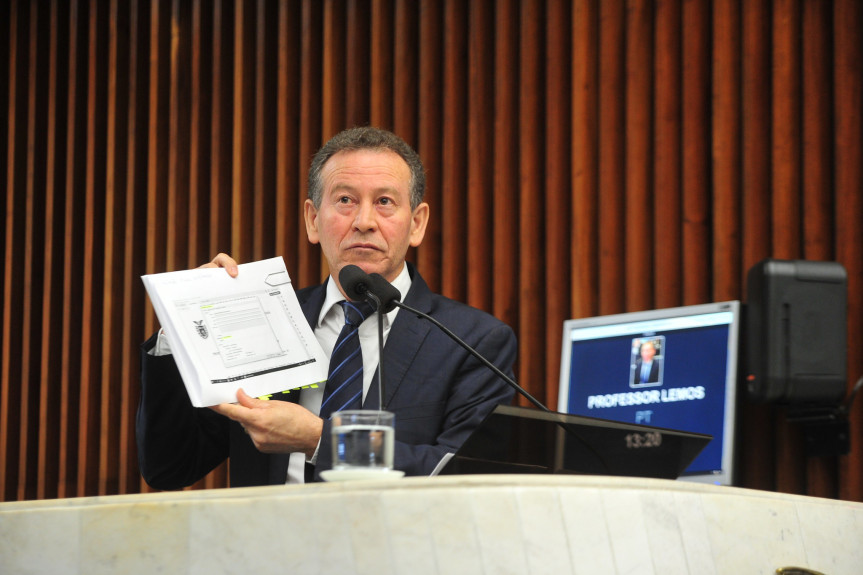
[2,0,862,502]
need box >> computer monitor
[557,301,741,486]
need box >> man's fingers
[209,389,265,425]
[211,390,321,455]
[197,252,239,277]
[209,402,245,424]
[235,388,267,409]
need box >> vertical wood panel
[36,0,66,500]
[571,0,599,319]
[2,0,25,502]
[653,0,682,309]
[598,0,625,315]
[741,0,771,273]
[624,0,653,311]
[119,0,148,495]
[441,0,468,301]
[253,0,275,260]
[545,0,571,406]
[0,0,8,222]
[0,0,8,316]
[188,0,209,266]
[258,0,275,262]
[801,0,833,261]
[276,0,301,273]
[18,0,44,501]
[370,0,393,129]
[467,0,493,311]
[210,0,234,261]
[231,0,255,262]
[345,0,370,128]
[166,0,190,272]
[493,0,520,331]
[712,0,741,302]
[681,0,710,305]
[58,0,87,499]
[78,0,109,498]
[518,0,545,403]
[321,0,346,142]
[392,0,417,142]
[297,0,323,287]
[97,0,126,496]
[772,0,802,259]
[145,0,169,325]
[415,0,443,291]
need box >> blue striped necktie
[319,300,375,420]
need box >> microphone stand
[342,265,610,473]
[389,299,616,473]
[389,300,550,412]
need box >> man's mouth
[348,243,380,251]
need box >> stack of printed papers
[142,257,328,407]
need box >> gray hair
[307,126,426,210]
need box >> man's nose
[353,201,377,231]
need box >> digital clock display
[624,431,663,449]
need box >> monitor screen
[557,301,740,486]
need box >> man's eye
[338,196,351,204]
[378,197,392,205]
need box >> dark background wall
[2,0,861,502]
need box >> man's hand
[211,389,324,458]
[198,252,239,277]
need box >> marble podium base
[1,475,860,574]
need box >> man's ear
[304,199,320,244]
[409,202,430,248]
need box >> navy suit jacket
[136,264,517,490]
[632,358,661,386]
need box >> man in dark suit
[631,340,661,386]
[136,127,517,489]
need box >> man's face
[304,149,429,293]
[640,343,656,362]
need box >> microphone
[366,273,401,313]
[339,264,401,313]
[339,264,374,302]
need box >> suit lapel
[298,282,327,327]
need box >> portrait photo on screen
[630,336,665,388]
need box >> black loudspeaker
[745,259,848,405]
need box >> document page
[142,257,328,407]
